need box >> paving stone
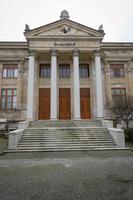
[0,151,133,200]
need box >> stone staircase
[16,120,117,152]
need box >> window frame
[111,87,126,101]
[110,64,125,78]
[59,64,70,78]
[2,64,18,78]
[1,88,17,110]
[39,64,51,78]
[79,64,89,78]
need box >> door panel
[39,88,50,120]
[59,88,71,119]
[80,88,91,119]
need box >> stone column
[73,50,80,120]
[26,52,35,121]
[17,61,23,110]
[50,49,57,120]
[95,52,104,118]
[0,63,2,102]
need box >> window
[40,64,51,78]
[111,88,126,101]
[1,89,17,110]
[59,64,70,78]
[79,64,89,78]
[110,64,125,78]
[2,64,18,78]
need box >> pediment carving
[37,24,94,36]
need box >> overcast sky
[0,0,133,42]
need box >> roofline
[0,41,27,45]
[101,42,133,47]
[24,18,104,36]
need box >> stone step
[15,120,117,152]
[18,144,115,148]
[24,131,108,134]
[30,120,102,128]
[21,136,111,141]
[22,131,110,134]
[21,134,111,137]
[26,126,105,129]
[6,147,127,153]
[19,140,115,144]
[16,145,117,150]
[20,138,114,141]
[18,145,116,151]
[24,130,107,133]
[19,142,115,145]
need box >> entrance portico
[25,11,105,121]
[26,50,103,120]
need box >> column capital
[94,50,101,57]
[28,50,36,57]
[73,49,79,57]
[51,49,57,56]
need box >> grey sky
[0,0,133,42]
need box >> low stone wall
[101,120,113,128]
[18,121,30,129]
[108,128,125,147]
[0,119,7,131]
[8,129,24,149]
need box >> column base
[73,118,81,121]
[50,118,58,121]
[26,118,34,122]
[96,117,104,120]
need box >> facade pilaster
[73,50,80,120]
[50,49,57,120]
[26,52,35,121]
[95,52,104,118]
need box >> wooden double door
[38,88,71,120]
[59,88,71,119]
[80,88,91,119]
[38,88,91,120]
[39,88,50,120]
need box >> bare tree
[107,95,133,129]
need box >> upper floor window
[3,64,18,78]
[110,64,125,78]
[59,64,70,78]
[1,89,17,110]
[40,64,51,78]
[79,64,89,78]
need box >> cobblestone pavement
[0,150,133,200]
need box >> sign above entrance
[54,42,76,47]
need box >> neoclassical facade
[0,11,133,122]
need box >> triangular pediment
[24,19,104,39]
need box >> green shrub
[124,128,133,141]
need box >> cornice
[101,42,133,50]
[0,42,28,50]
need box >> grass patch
[0,132,7,139]
[124,128,133,142]
[0,132,8,152]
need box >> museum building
[0,10,133,122]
